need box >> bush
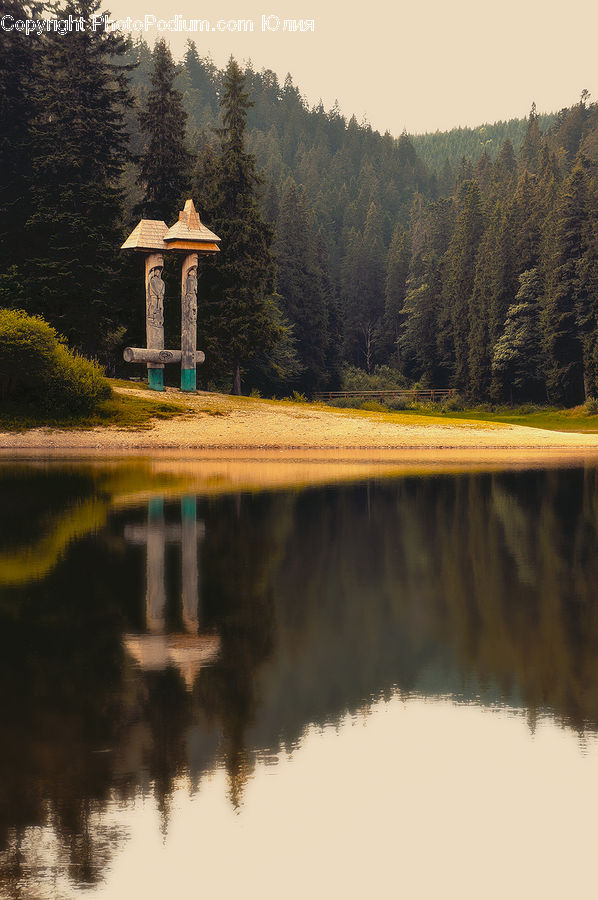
[384,396,409,411]
[325,397,360,409]
[0,309,111,415]
[441,393,466,411]
[584,398,598,415]
[292,391,308,403]
[341,364,408,393]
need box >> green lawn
[376,405,598,434]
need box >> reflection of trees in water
[0,489,293,894]
[4,470,598,894]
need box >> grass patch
[371,404,598,433]
[0,382,187,431]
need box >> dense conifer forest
[2,3,598,402]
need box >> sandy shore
[2,387,598,461]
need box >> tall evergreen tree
[519,102,542,174]
[194,58,293,394]
[543,164,587,405]
[23,0,133,355]
[400,198,452,384]
[439,180,483,390]
[341,202,386,371]
[274,179,329,392]
[383,224,410,366]
[492,268,545,402]
[0,0,41,294]
[137,39,191,223]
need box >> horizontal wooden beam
[123,347,206,365]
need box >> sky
[106,0,598,135]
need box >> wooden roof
[163,199,220,250]
[121,219,168,251]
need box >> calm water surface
[2,460,598,898]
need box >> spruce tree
[400,198,452,384]
[274,179,328,392]
[341,202,386,371]
[543,165,587,405]
[519,103,542,175]
[493,139,517,187]
[383,224,410,366]
[439,180,483,390]
[0,0,41,295]
[23,0,133,355]
[492,268,545,402]
[194,58,292,394]
[137,39,191,223]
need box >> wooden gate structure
[121,199,220,392]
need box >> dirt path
[3,387,598,458]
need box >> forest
[2,0,598,403]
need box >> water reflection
[1,464,598,895]
[123,496,219,689]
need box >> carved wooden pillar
[145,252,165,391]
[146,497,166,632]
[181,496,199,632]
[181,252,199,391]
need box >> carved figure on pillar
[184,266,198,323]
[147,266,165,327]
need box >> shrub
[341,364,408,393]
[584,398,598,415]
[384,396,409,411]
[325,397,360,409]
[360,400,386,412]
[0,309,111,415]
[441,393,466,412]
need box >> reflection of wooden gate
[123,496,219,689]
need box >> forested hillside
[410,114,557,171]
[2,10,598,404]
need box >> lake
[1,458,598,899]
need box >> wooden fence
[313,389,457,402]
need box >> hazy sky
[107,0,598,135]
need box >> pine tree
[580,171,598,397]
[439,180,483,390]
[194,58,293,394]
[383,224,410,366]
[137,39,191,223]
[23,0,133,355]
[519,102,542,174]
[492,268,545,402]
[274,179,328,392]
[400,198,452,384]
[341,202,387,371]
[543,165,587,405]
[493,138,517,186]
[0,0,41,293]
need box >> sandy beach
[2,387,598,459]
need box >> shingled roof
[121,219,168,251]
[163,199,220,250]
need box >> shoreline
[3,388,598,462]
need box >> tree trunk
[232,360,241,395]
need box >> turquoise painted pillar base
[147,368,164,391]
[181,368,196,392]
[181,495,196,521]
[148,496,164,519]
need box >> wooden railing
[313,389,456,402]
